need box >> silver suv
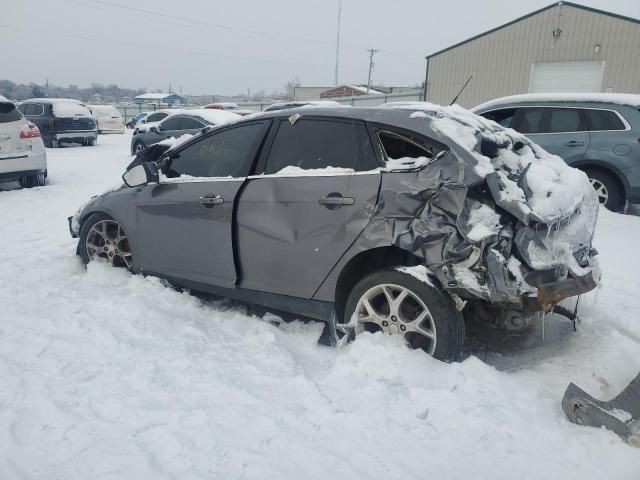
[473,93,640,211]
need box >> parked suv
[472,93,640,211]
[18,98,97,148]
[88,105,124,134]
[69,106,600,361]
[0,95,47,187]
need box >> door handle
[199,194,224,208]
[319,193,355,210]
[564,141,584,147]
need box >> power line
[0,24,322,70]
[59,0,421,68]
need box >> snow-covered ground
[1,133,639,479]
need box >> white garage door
[528,61,605,93]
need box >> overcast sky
[2,0,639,96]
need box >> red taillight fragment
[20,122,41,139]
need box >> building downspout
[423,57,430,101]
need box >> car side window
[481,108,517,128]
[584,109,626,131]
[519,108,585,134]
[378,130,445,162]
[25,104,44,116]
[159,116,183,131]
[548,108,585,133]
[166,123,266,178]
[264,119,374,174]
[180,117,206,130]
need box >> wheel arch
[572,160,629,200]
[333,245,423,321]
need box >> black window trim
[496,105,631,134]
[160,119,272,180]
[251,116,380,177]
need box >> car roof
[473,93,640,112]
[21,98,84,104]
[250,106,419,123]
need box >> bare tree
[284,76,301,100]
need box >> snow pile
[395,265,435,286]
[158,133,193,149]
[271,165,355,176]
[186,108,241,125]
[1,133,639,479]
[399,102,597,225]
[382,156,430,171]
[465,203,502,242]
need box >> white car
[0,95,47,188]
[88,105,125,134]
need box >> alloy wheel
[352,283,437,355]
[85,219,132,269]
[589,177,609,205]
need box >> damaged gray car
[68,106,600,361]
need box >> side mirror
[122,162,159,187]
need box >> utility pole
[366,48,379,94]
[334,0,342,87]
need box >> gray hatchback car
[472,93,640,211]
[69,106,600,361]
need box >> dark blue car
[18,98,98,148]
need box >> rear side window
[160,116,182,130]
[584,109,626,131]
[181,117,206,129]
[481,108,517,128]
[0,102,22,123]
[147,112,168,122]
[24,104,45,116]
[264,119,375,174]
[378,131,442,161]
[518,108,585,134]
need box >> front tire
[78,213,133,269]
[336,268,465,362]
[584,169,624,212]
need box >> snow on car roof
[472,93,640,111]
[0,95,9,102]
[184,108,241,124]
[26,98,84,104]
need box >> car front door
[133,121,269,288]
[514,107,590,164]
[235,117,381,299]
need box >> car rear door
[133,120,269,288]
[514,107,590,164]
[235,116,381,298]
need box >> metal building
[424,1,640,108]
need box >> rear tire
[333,268,465,362]
[584,169,624,212]
[19,170,47,188]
